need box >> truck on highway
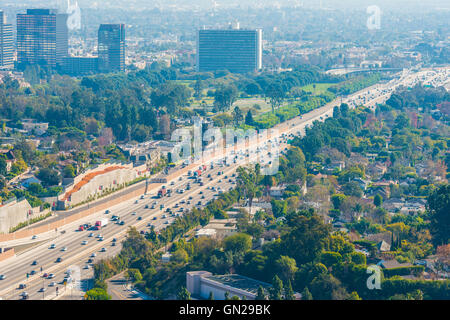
[194,169,202,177]
[95,218,108,229]
[158,186,167,198]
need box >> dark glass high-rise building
[16,9,68,69]
[0,11,14,69]
[98,24,125,73]
[197,26,262,74]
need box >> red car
[43,273,48,278]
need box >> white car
[81,240,88,245]
[47,273,55,279]
[91,253,97,257]
[49,244,56,249]
[49,282,56,287]
[61,247,67,252]
[0,275,6,280]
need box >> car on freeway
[31,235,37,240]
[39,287,46,292]
[152,216,157,220]
[112,238,117,242]
[48,274,55,279]
[87,258,93,263]
[19,283,27,289]
[100,248,107,252]
[119,221,125,225]
[56,257,63,263]
[30,270,36,275]
[112,242,116,247]
[98,236,104,241]
[0,275,6,280]
[137,216,142,220]
[49,244,56,249]
[140,195,145,199]
[197,201,202,205]
[49,282,56,287]
[145,204,149,209]
[105,210,110,214]
[84,265,90,270]
[21,292,29,299]
[43,273,48,278]
[88,233,94,237]
[90,253,97,257]
[61,246,67,252]
[31,260,38,265]
[81,240,88,245]
[132,211,137,215]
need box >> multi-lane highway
[0,66,448,300]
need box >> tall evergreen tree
[269,275,283,300]
[284,280,295,300]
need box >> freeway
[0,66,447,300]
[0,162,242,300]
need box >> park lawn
[300,83,335,95]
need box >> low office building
[187,271,290,300]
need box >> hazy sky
[3,0,450,11]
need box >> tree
[302,287,313,300]
[284,280,295,300]
[265,81,285,113]
[374,194,383,207]
[63,165,76,178]
[269,275,283,300]
[331,194,347,210]
[177,286,191,300]
[37,168,61,187]
[236,166,261,215]
[85,288,111,300]
[281,214,331,265]
[194,78,204,99]
[172,248,189,264]
[275,255,298,283]
[232,106,244,126]
[214,85,238,112]
[342,181,363,198]
[256,285,267,300]
[223,233,252,253]
[245,110,254,126]
[0,157,7,176]
[347,291,362,300]
[427,184,450,246]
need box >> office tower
[197,25,262,74]
[98,24,125,73]
[16,9,68,69]
[0,11,14,69]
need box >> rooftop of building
[204,273,272,296]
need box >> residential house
[21,119,48,136]
[269,185,285,198]
[0,149,16,172]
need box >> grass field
[300,83,335,95]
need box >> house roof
[379,259,413,269]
